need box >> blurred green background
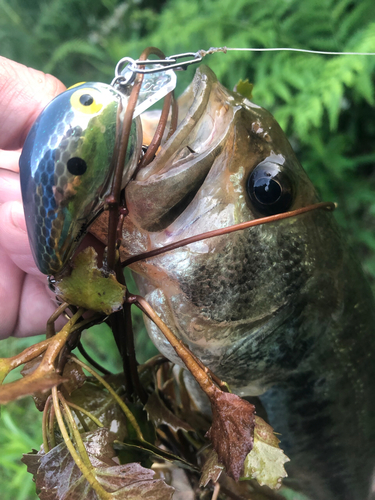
[0,0,374,498]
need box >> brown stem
[48,403,56,449]
[133,295,218,399]
[106,77,143,270]
[77,341,111,376]
[46,302,69,338]
[137,91,172,169]
[122,201,335,268]
[123,299,148,404]
[42,395,52,452]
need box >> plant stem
[77,341,111,376]
[122,202,335,268]
[65,400,104,428]
[42,395,52,453]
[133,295,217,399]
[48,403,56,449]
[69,356,144,441]
[46,302,69,338]
[0,338,51,383]
[59,392,92,469]
[52,387,111,500]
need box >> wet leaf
[206,388,256,481]
[55,247,126,315]
[145,390,194,433]
[61,359,87,396]
[69,376,127,439]
[234,79,254,100]
[124,402,156,443]
[22,428,174,500]
[199,448,224,487]
[20,357,86,411]
[22,449,41,476]
[242,416,290,489]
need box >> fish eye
[246,160,294,215]
[67,157,87,176]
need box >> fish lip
[125,65,242,232]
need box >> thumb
[0,56,66,151]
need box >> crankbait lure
[19,54,182,275]
[19,81,140,275]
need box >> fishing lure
[19,54,181,275]
[19,81,140,275]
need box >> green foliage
[0,0,375,497]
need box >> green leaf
[55,248,126,315]
[242,416,289,489]
[234,79,254,100]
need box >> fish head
[20,82,140,275]
[91,66,346,393]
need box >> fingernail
[11,202,27,231]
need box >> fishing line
[202,46,375,56]
[121,46,375,75]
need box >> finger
[0,149,21,172]
[0,57,66,150]
[13,274,66,338]
[0,200,29,254]
[0,247,23,339]
[0,201,45,277]
[0,168,21,205]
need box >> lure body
[90,66,375,500]
[20,82,139,275]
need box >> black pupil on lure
[67,157,87,176]
[246,161,294,215]
[79,94,94,106]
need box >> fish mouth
[125,65,241,232]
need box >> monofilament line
[197,47,375,57]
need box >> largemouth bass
[92,65,375,499]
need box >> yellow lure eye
[70,87,104,115]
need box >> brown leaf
[199,448,224,487]
[61,358,87,396]
[22,428,174,500]
[20,357,86,410]
[145,390,194,433]
[22,449,41,477]
[206,388,255,481]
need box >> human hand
[0,56,66,338]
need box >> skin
[0,56,67,338]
